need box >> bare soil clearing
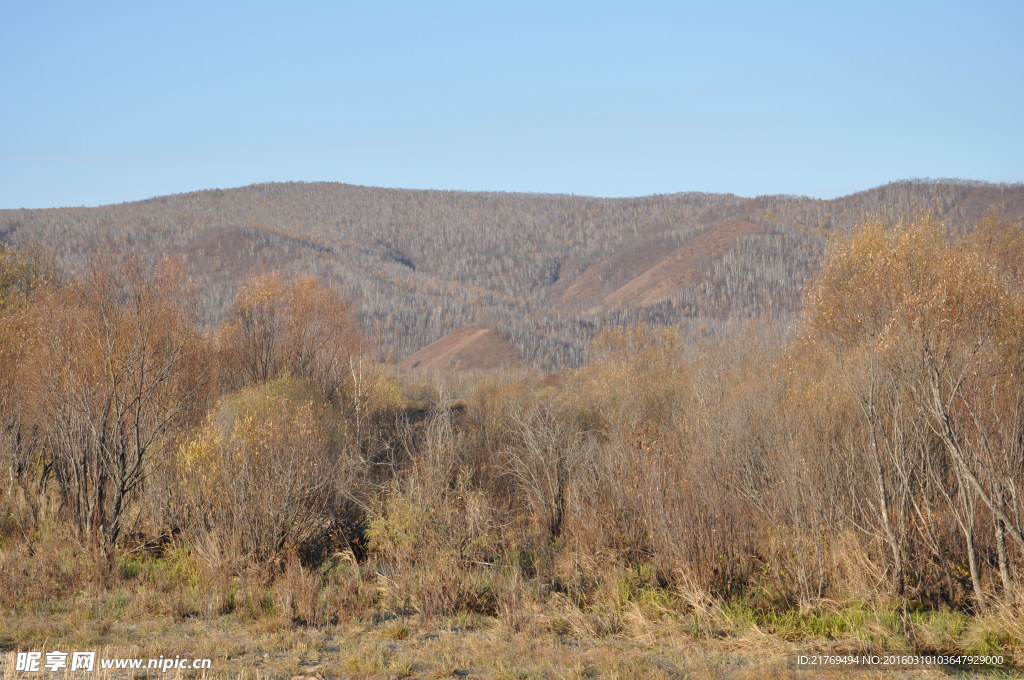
[401,326,523,372]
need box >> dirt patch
[602,219,762,309]
[401,326,522,372]
[556,235,679,311]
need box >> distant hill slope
[601,219,763,309]
[1,180,1022,368]
[401,327,522,372]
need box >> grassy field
[2,540,1023,680]
[6,606,1014,680]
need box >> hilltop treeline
[2,213,1024,657]
[2,180,1022,367]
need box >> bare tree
[25,259,209,555]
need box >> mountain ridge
[7,177,1020,212]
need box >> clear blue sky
[2,1,1022,208]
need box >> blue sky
[2,1,1021,208]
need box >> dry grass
[3,548,1023,680]
[4,608,996,679]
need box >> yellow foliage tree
[800,214,1024,598]
[172,377,363,561]
[218,271,366,404]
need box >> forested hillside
[2,179,1022,367]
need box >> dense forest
[2,179,1022,367]
[3,208,1024,674]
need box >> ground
[4,612,1019,680]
